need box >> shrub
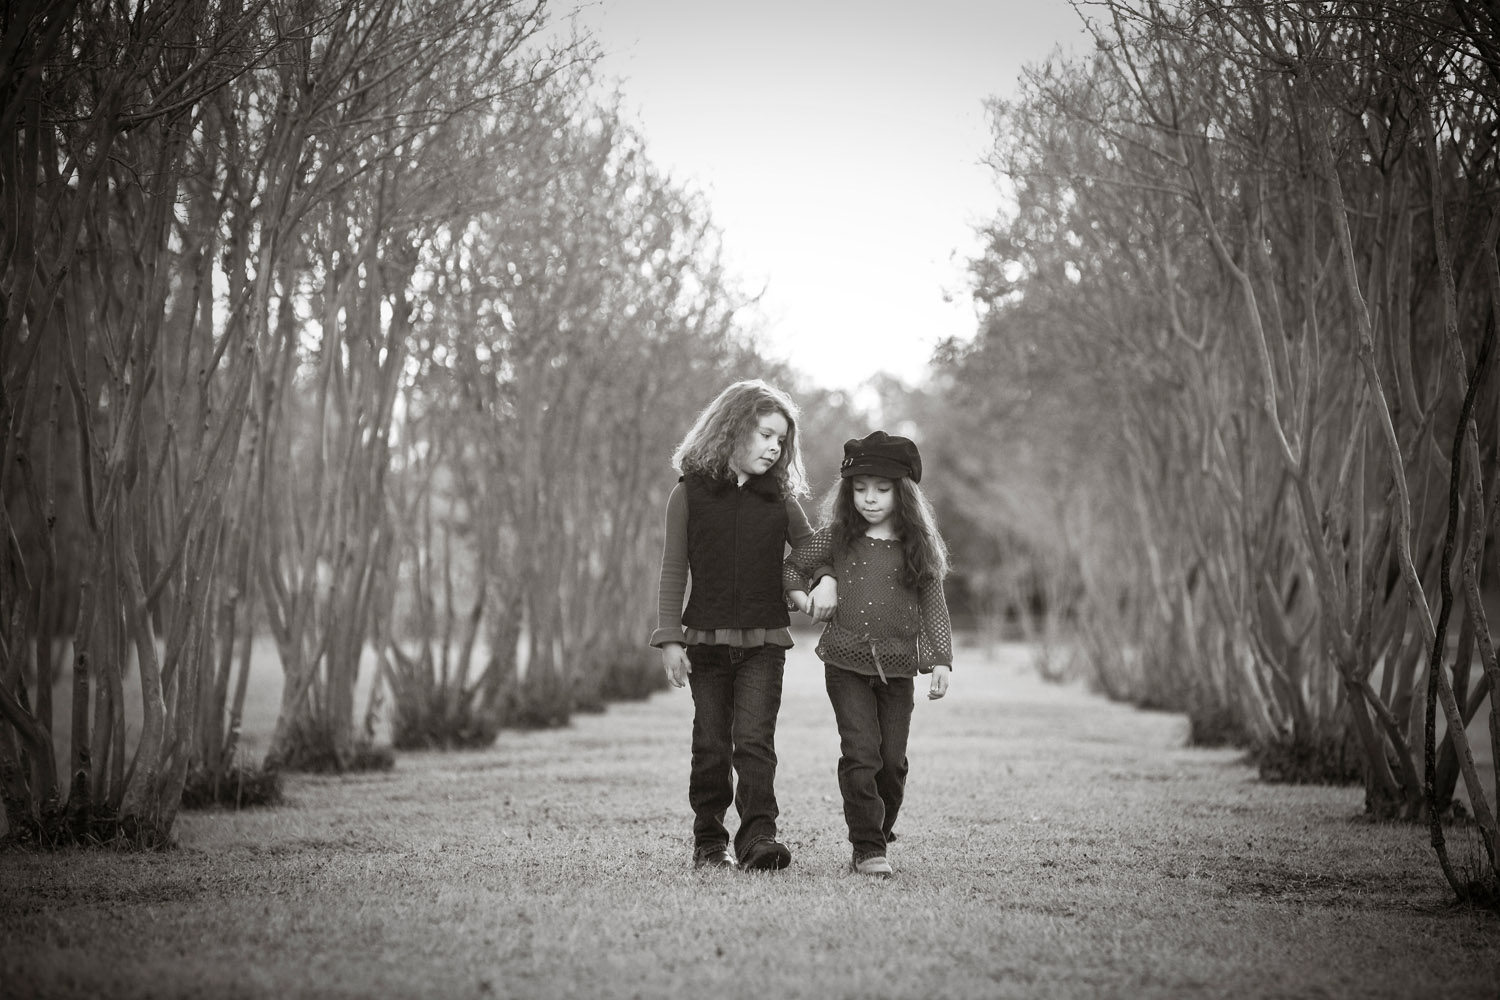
[390,698,504,751]
[1187,702,1250,749]
[1250,732,1363,785]
[271,717,396,773]
[180,764,284,810]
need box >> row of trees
[14,0,1489,905]
[933,0,1497,895]
[0,0,775,846]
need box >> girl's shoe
[694,846,734,869]
[739,837,792,871]
[852,852,893,878]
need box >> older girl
[651,380,835,871]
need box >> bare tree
[236,0,555,771]
[945,0,1498,892]
[1,0,286,844]
[379,93,763,742]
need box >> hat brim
[840,458,914,482]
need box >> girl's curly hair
[821,474,949,589]
[672,380,809,498]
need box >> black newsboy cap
[840,430,922,484]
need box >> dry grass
[3,638,1497,999]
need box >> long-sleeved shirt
[649,480,816,649]
[784,527,953,680]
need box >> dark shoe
[738,838,792,871]
[694,846,734,870]
[852,851,893,878]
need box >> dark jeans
[686,643,786,858]
[824,664,914,856]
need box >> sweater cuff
[649,627,687,648]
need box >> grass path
[3,638,1497,999]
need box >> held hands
[928,664,951,700]
[789,578,837,623]
[661,643,691,688]
[806,576,837,623]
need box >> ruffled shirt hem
[649,626,794,649]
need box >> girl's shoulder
[792,523,836,549]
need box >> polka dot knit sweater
[784,526,953,681]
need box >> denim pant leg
[873,676,915,840]
[729,645,786,857]
[686,646,735,852]
[825,664,887,855]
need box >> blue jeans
[824,664,913,856]
[685,644,786,858]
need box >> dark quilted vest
[682,473,791,630]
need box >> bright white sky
[565,0,1088,391]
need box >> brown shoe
[694,846,734,870]
[738,838,792,871]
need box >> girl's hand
[927,664,951,700]
[662,643,691,688]
[808,576,837,623]
[788,590,811,615]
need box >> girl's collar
[686,470,781,498]
[741,472,782,497]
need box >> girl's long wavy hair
[822,475,949,589]
[672,380,809,498]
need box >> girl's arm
[650,483,690,649]
[917,576,954,671]
[653,484,693,687]
[786,497,817,550]
[783,519,837,622]
[919,578,954,699]
[782,522,833,586]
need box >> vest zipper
[732,483,742,613]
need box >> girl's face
[730,411,788,481]
[851,475,896,530]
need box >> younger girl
[785,430,952,877]
[651,379,835,871]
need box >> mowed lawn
[2,637,1496,1000]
